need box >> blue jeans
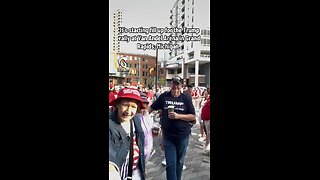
[163,136,190,180]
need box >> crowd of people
[108,77,211,180]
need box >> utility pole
[155,48,158,90]
[138,57,141,85]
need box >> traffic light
[149,67,155,76]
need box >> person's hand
[168,112,180,119]
[109,164,121,180]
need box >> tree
[146,76,153,87]
[160,77,166,86]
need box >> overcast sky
[109,0,176,59]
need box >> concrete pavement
[145,125,211,180]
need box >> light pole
[155,48,158,90]
[138,57,141,85]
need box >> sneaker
[162,159,166,166]
[198,137,206,142]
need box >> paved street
[145,124,210,180]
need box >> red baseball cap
[139,92,149,104]
[110,88,145,109]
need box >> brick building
[116,53,157,87]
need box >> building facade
[112,9,123,53]
[116,53,157,87]
[166,0,210,87]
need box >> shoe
[183,165,186,170]
[198,137,206,142]
[162,159,166,166]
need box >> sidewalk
[145,125,210,180]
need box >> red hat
[139,92,149,104]
[110,88,145,109]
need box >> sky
[109,0,176,59]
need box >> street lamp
[155,48,158,90]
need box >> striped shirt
[120,132,140,180]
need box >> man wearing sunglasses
[149,76,196,180]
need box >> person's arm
[149,92,164,113]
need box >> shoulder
[109,112,118,127]
[159,91,169,98]
[181,93,192,102]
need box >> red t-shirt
[147,90,154,101]
[192,89,200,98]
[201,97,210,120]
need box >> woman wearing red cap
[109,88,147,180]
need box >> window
[188,67,195,73]
[135,57,137,60]
[146,64,148,69]
[168,69,174,74]
[143,71,145,76]
[177,68,182,74]
[201,30,210,37]
[134,64,137,68]
[201,38,210,47]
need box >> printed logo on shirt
[164,100,185,112]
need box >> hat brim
[109,96,146,109]
[172,80,182,84]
